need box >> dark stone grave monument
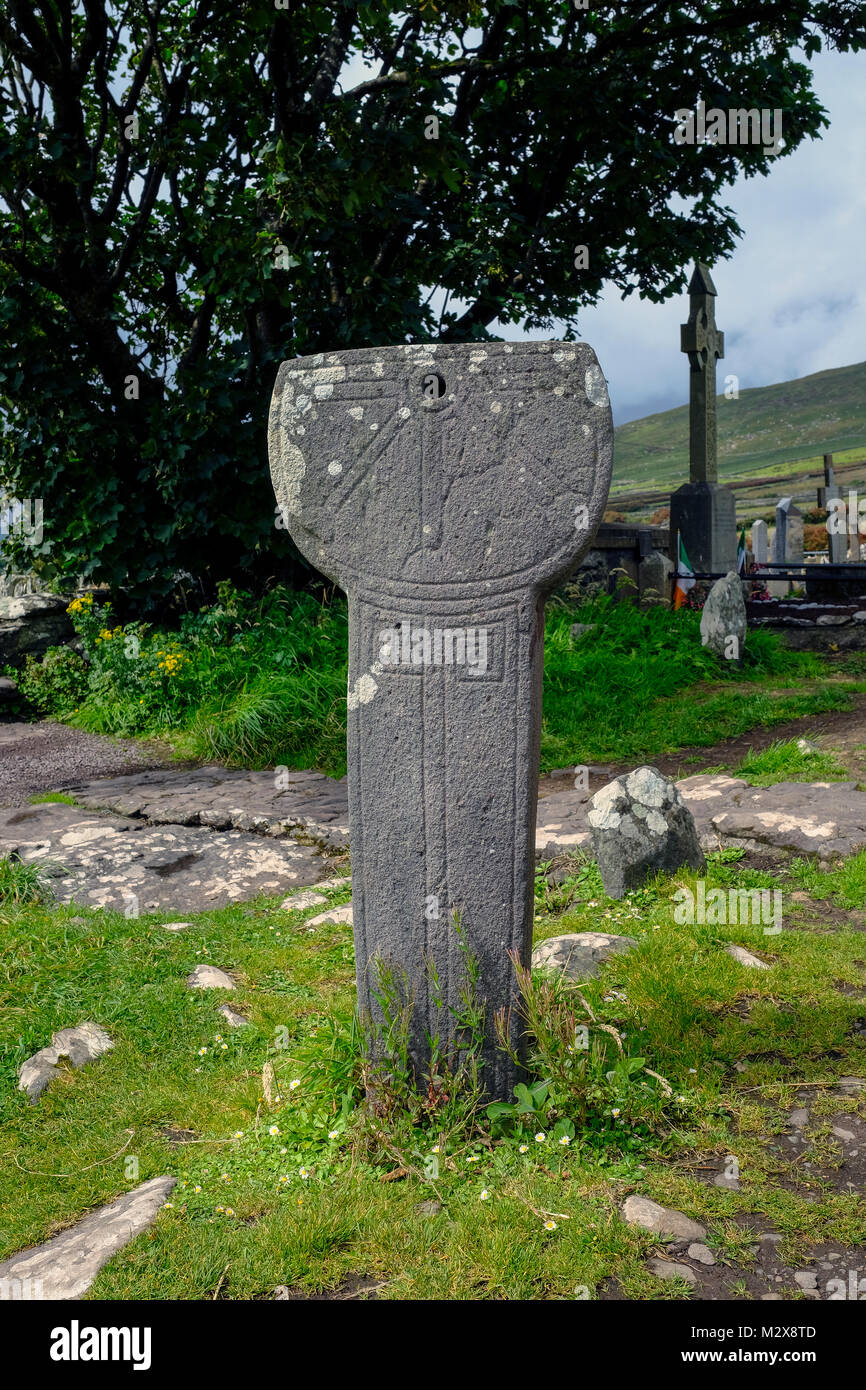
[268,342,613,1097]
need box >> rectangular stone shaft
[348,590,542,1098]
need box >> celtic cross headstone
[269,342,612,1097]
[670,264,737,577]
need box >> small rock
[308,903,353,927]
[791,891,810,903]
[187,964,235,990]
[274,1286,290,1300]
[838,1076,866,1094]
[280,890,327,912]
[788,1108,809,1128]
[816,614,849,627]
[18,1023,114,1103]
[760,1233,782,1244]
[713,1173,741,1191]
[161,921,193,932]
[726,944,770,969]
[531,931,638,982]
[621,1195,706,1241]
[793,1270,817,1290]
[832,1125,855,1142]
[218,1004,248,1028]
[761,1293,783,1301]
[647,1258,697,1285]
[312,876,352,891]
[687,1243,716,1265]
[414,1200,442,1219]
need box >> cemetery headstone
[770,497,803,596]
[751,518,769,565]
[669,264,737,577]
[269,342,613,1097]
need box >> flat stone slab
[308,903,353,927]
[0,802,326,912]
[726,944,771,969]
[18,1023,114,1102]
[536,775,866,861]
[0,1176,175,1299]
[678,775,866,858]
[64,765,350,850]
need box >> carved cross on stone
[268,342,613,1098]
[680,263,725,485]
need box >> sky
[535,46,866,425]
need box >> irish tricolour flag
[673,535,695,610]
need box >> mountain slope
[612,359,866,497]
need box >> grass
[539,594,854,771]
[722,738,851,787]
[0,857,47,906]
[1,855,865,1300]
[611,358,866,501]
[14,585,859,781]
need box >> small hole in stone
[422,372,446,402]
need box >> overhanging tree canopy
[1,0,863,603]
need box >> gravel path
[0,719,175,809]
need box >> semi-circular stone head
[269,341,613,599]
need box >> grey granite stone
[269,341,613,1097]
[0,1177,175,1299]
[622,1196,706,1241]
[647,1258,697,1285]
[588,766,705,898]
[701,571,746,661]
[0,593,73,669]
[18,1022,114,1102]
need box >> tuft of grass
[791,849,866,910]
[29,792,78,807]
[0,856,48,905]
[732,738,850,787]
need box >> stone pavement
[0,800,328,913]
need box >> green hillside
[612,359,866,501]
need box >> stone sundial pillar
[268,341,613,1098]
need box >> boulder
[0,594,73,669]
[700,571,746,662]
[588,766,705,898]
[532,931,637,981]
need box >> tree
[1,1,863,605]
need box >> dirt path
[0,719,177,809]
